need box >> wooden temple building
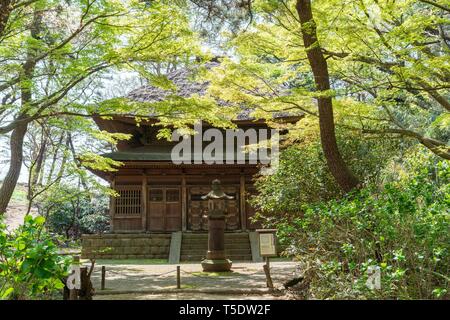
[81,62,299,262]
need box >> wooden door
[187,185,240,231]
[148,188,165,231]
[223,186,239,231]
[147,187,181,232]
[165,188,181,231]
[187,186,210,231]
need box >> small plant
[0,215,72,300]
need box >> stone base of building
[81,231,285,261]
[81,233,171,259]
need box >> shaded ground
[95,292,288,300]
[89,261,299,300]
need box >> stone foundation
[81,233,171,259]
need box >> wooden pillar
[240,174,246,231]
[141,173,147,232]
[181,175,187,231]
[110,177,116,232]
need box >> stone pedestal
[201,217,232,272]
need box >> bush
[38,186,110,240]
[274,150,449,299]
[0,215,72,300]
[251,131,402,221]
[45,196,109,239]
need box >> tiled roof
[125,62,296,121]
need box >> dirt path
[4,200,37,231]
[90,261,299,300]
[95,292,288,300]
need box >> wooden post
[263,257,274,290]
[78,265,95,300]
[177,266,181,289]
[69,288,78,300]
[181,175,187,231]
[239,174,246,231]
[68,255,80,300]
[101,266,106,290]
[110,177,116,232]
[141,173,147,232]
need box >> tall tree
[295,0,359,191]
[0,0,200,214]
[194,0,359,191]
[202,0,448,190]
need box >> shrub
[251,131,402,222]
[274,150,449,299]
[0,215,72,300]
[38,186,110,240]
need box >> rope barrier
[180,269,259,278]
[101,266,270,280]
[105,268,176,278]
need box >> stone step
[182,233,249,238]
[181,243,250,248]
[180,254,252,261]
[83,234,172,239]
[181,248,252,255]
[180,232,252,261]
[180,243,250,250]
[182,237,249,243]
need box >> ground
[4,184,37,230]
[94,292,284,300]
[88,260,299,300]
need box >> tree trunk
[46,132,64,185]
[0,0,12,37]
[67,132,89,192]
[0,121,28,214]
[30,131,47,189]
[0,8,41,214]
[296,0,359,192]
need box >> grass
[10,185,27,203]
[267,257,293,262]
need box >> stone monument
[201,179,233,272]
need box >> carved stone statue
[202,179,234,200]
[201,179,233,272]
[202,179,234,219]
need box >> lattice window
[149,189,163,202]
[115,186,141,215]
[166,189,180,202]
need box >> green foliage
[0,215,72,300]
[207,0,449,159]
[39,186,110,239]
[0,0,205,185]
[251,129,402,218]
[272,149,449,299]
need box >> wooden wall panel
[113,218,142,231]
